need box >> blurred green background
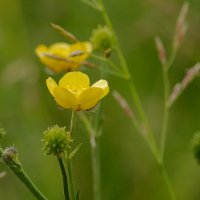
[0,0,200,199]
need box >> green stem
[160,67,170,162]
[91,104,103,200]
[90,135,101,200]
[66,152,75,200]
[160,164,176,200]
[79,113,95,137]
[167,49,177,70]
[160,107,168,161]
[97,1,176,199]
[70,110,77,136]
[1,147,47,200]
[57,157,69,200]
[160,48,176,161]
[66,110,77,200]
[79,113,102,200]
[129,82,161,162]
[98,1,159,155]
[98,0,160,161]
[10,166,48,200]
[91,53,120,73]
[98,0,130,79]
[160,51,177,154]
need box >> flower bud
[42,125,72,157]
[173,2,189,52]
[155,36,167,67]
[90,25,114,53]
[2,147,21,167]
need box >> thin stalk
[66,110,77,200]
[66,152,75,200]
[79,113,102,200]
[97,1,176,199]
[160,165,176,200]
[91,53,121,73]
[92,104,102,200]
[79,113,95,137]
[90,135,101,200]
[160,67,170,161]
[57,156,69,200]
[10,167,48,200]
[97,1,155,137]
[98,0,130,79]
[160,49,176,161]
[70,110,77,136]
[167,50,177,70]
[1,147,48,200]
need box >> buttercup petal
[79,87,105,110]
[49,43,71,57]
[91,80,109,97]
[59,71,90,89]
[83,42,93,53]
[35,45,48,57]
[68,42,92,65]
[36,42,92,72]
[70,42,92,55]
[36,43,73,72]
[53,87,78,109]
[46,77,58,97]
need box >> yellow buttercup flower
[35,42,92,73]
[46,72,109,111]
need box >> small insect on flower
[46,71,109,111]
[35,42,92,73]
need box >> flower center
[65,85,86,96]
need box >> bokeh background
[0,0,200,199]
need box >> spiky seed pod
[42,125,72,157]
[90,25,114,52]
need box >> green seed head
[42,125,72,157]
[90,25,114,52]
